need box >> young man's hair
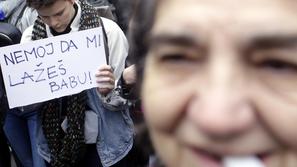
[26,0,57,9]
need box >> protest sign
[0,27,106,108]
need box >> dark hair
[26,0,57,9]
[128,0,157,92]
[128,1,168,166]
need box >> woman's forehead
[153,0,297,37]
[157,0,297,12]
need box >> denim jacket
[36,88,134,167]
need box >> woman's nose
[190,33,257,139]
[188,54,255,139]
[188,82,256,139]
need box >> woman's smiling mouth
[190,146,272,167]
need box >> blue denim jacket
[36,88,134,167]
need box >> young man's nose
[48,17,59,28]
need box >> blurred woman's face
[142,0,297,166]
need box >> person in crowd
[86,0,116,21]
[109,0,134,34]
[122,64,136,86]
[0,22,27,167]
[0,0,38,32]
[3,0,134,167]
[0,69,10,167]
[130,0,297,167]
[86,0,134,34]
[1,18,47,167]
[86,0,110,7]
[0,0,23,21]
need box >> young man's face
[37,0,75,32]
[142,0,297,166]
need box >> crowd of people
[1,0,297,167]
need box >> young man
[5,0,133,167]
[131,0,297,167]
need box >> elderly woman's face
[141,0,297,166]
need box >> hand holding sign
[95,65,115,95]
[0,27,107,108]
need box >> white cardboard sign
[0,27,106,108]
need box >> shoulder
[20,25,34,43]
[100,17,127,47]
[100,17,124,35]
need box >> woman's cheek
[252,86,297,149]
[142,79,182,131]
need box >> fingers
[95,71,115,80]
[95,65,114,79]
[98,64,113,72]
[95,65,115,95]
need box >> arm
[96,17,128,96]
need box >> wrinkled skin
[142,0,297,166]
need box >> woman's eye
[256,59,297,73]
[158,49,204,65]
[160,53,190,63]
